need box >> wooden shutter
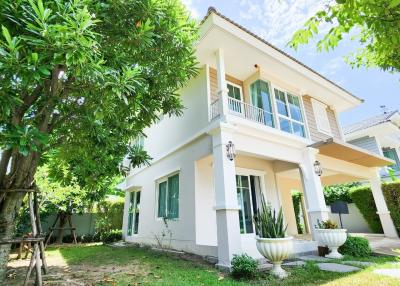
[311,98,331,135]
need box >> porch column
[212,128,241,269]
[299,147,330,240]
[215,48,229,117]
[369,169,398,238]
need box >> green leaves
[2,125,49,156]
[289,0,400,72]
[0,0,198,209]
[389,0,400,8]
[254,195,288,238]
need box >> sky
[182,0,400,126]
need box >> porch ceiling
[309,138,394,167]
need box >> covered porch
[196,127,397,268]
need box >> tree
[289,0,400,72]
[0,0,197,279]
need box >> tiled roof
[343,110,399,134]
[201,7,363,103]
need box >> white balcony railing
[210,97,273,127]
[210,98,220,120]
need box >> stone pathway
[373,268,400,278]
[283,261,306,267]
[317,263,361,273]
[342,261,375,267]
[298,255,331,262]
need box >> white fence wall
[41,213,98,236]
[328,203,373,233]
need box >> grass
[43,244,400,286]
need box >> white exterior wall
[123,136,217,257]
[139,65,210,161]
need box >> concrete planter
[316,229,347,259]
[256,236,293,278]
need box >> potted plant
[315,219,347,259]
[254,197,293,279]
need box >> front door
[236,175,262,235]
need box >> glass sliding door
[236,174,262,234]
[127,191,141,236]
[250,80,274,127]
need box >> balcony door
[227,82,243,114]
[236,174,263,235]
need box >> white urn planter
[256,236,293,279]
[316,229,347,259]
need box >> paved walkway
[351,233,400,256]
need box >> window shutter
[158,182,167,218]
[167,174,179,219]
[311,98,331,135]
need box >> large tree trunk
[56,212,67,244]
[0,152,40,281]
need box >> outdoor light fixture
[226,141,236,161]
[314,160,322,176]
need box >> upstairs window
[311,98,331,135]
[274,88,306,137]
[157,173,179,219]
[250,80,274,127]
[383,148,400,167]
[227,82,242,101]
[227,82,243,113]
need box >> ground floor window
[236,175,262,234]
[157,173,179,219]
[127,191,141,236]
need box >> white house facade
[344,110,400,180]
[118,8,398,269]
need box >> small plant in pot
[254,196,293,279]
[315,219,347,259]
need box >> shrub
[382,181,400,235]
[95,200,124,234]
[101,229,122,244]
[323,183,360,205]
[339,236,371,257]
[349,186,383,233]
[291,191,303,234]
[231,254,258,279]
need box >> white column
[299,148,330,240]
[369,169,398,238]
[212,128,241,269]
[215,48,229,117]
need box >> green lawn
[20,244,400,285]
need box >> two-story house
[118,8,397,269]
[344,110,400,180]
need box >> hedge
[349,186,383,233]
[95,200,124,234]
[291,191,303,234]
[382,181,400,235]
[323,182,360,205]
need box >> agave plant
[254,196,287,238]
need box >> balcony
[210,97,274,127]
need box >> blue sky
[182,0,400,126]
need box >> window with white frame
[311,98,331,135]
[274,88,306,137]
[127,191,140,236]
[227,82,242,113]
[157,173,179,219]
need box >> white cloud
[319,56,347,85]
[238,0,331,47]
[182,0,200,19]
